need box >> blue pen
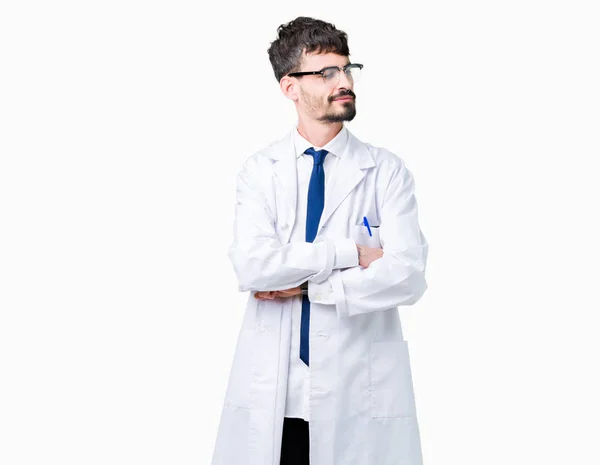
[363,216,372,237]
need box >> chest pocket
[352,224,381,248]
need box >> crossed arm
[254,244,383,300]
[228,155,428,317]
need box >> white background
[1,1,599,464]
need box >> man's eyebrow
[320,63,352,70]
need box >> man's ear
[280,76,299,102]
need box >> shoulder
[238,132,289,175]
[370,145,406,170]
[350,131,411,176]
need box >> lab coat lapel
[318,130,376,235]
[269,128,376,240]
[271,132,297,244]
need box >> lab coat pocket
[369,340,417,418]
[352,224,382,249]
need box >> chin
[324,110,356,123]
[319,103,356,123]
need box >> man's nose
[337,70,354,89]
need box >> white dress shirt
[284,124,354,421]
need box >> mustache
[330,90,356,102]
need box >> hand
[254,287,302,300]
[357,244,384,268]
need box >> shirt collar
[293,124,349,159]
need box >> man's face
[294,52,357,123]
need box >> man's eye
[322,70,337,80]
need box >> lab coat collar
[293,124,349,159]
[268,125,375,170]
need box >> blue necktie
[301,147,328,366]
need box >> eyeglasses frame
[287,63,363,84]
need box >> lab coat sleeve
[228,156,359,293]
[308,158,428,317]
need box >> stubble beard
[300,87,357,124]
[320,100,356,123]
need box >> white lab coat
[211,126,429,465]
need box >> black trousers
[280,417,309,465]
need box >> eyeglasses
[287,63,363,85]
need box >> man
[211,16,428,465]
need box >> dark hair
[267,16,350,82]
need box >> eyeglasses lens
[323,65,362,84]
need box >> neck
[296,116,343,148]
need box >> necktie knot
[304,147,329,166]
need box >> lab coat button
[315,294,322,301]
